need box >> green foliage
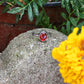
[61,0,83,16]
[7,7,23,14]
[36,9,52,28]
[0,0,52,28]
[28,5,33,22]
[59,0,84,35]
[33,1,39,16]
[1,0,84,35]
[0,0,48,22]
[0,0,4,4]
[61,12,67,20]
[1,5,10,14]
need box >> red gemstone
[40,31,47,42]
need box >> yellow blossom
[52,26,84,84]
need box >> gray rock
[0,28,67,84]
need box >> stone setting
[39,31,47,42]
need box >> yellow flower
[52,26,84,84]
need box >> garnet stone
[39,31,47,42]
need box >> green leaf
[48,24,52,28]
[66,0,69,3]
[76,7,79,17]
[65,0,70,13]
[61,0,65,8]
[70,0,74,8]
[1,5,10,14]
[77,21,84,29]
[15,14,19,23]
[77,21,84,35]
[24,0,29,3]
[19,10,24,20]
[15,0,24,7]
[66,20,70,35]
[61,26,66,34]
[61,12,67,20]
[35,10,44,25]
[79,13,84,19]
[37,0,42,7]
[7,7,22,14]
[0,1,4,5]
[66,4,70,13]
[80,6,84,12]
[53,26,57,30]
[33,1,39,16]
[28,5,33,22]
[69,17,77,26]
[71,26,75,32]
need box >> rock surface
[0,28,67,84]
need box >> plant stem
[68,10,75,18]
[23,0,34,8]
[6,2,14,7]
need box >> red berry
[39,31,47,42]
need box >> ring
[32,30,47,42]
